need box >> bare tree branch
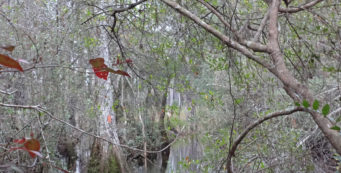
[252,9,270,42]
[267,0,341,156]
[0,89,17,95]
[161,0,341,170]
[329,107,341,117]
[197,0,234,32]
[279,0,324,13]
[0,102,182,154]
[160,0,271,68]
[231,108,303,155]
[197,0,267,51]
[110,0,147,14]
[82,0,147,25]
[225,107,304,172]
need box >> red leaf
[103,67,130,77]
[23,139,40,158]
[89,58,108,80]
[10,147,42,158]
[113,58,132,66]
[93,65,109,80]
[112,70,130,77]
[107,115,112,123]
[10,147,25,152]
[13,137,26,144]
[89,58,130,79]
[10,137,41,158]
[104,67,130,77]
[102,67,115,73]
[89,58,105,68]
[0,54,23,71]
[125,59,132,64]
[1,45,15,52]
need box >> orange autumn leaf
[107,115,112,123]
[0,54,23,71]
[1,45,15,52]
[11,138,41,158]
[185,156,190,162]
[24,139,40,158]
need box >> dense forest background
[0,0,341,172]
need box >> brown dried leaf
[1,45,15,52]
[0,54,23,71]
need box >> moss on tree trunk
[88,139,121,173]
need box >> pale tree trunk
[74,110,81,173]
[95,17,130,173]
[266,0,341,155]
[121,78,128,142]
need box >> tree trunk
[159,77,171,172]
[95,16,130,172]
[266,0,341,155]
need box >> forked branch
[160,0,271,68]
[225,107,304,172]
[279,0,324,13]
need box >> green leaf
[260,162,265,168]
[330,126,340,131]
[235,98,243,105]
[302,100,310,108]
[294,102,300,107]
[312,100,319,110]
[322,104,330,117]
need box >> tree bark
[266,0,341,155]
[158,77,171,172]
[97,17,130,173]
